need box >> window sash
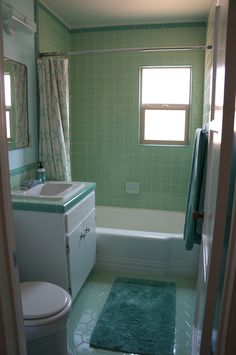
[140,104,190,145]
[5,109,11,140]
[141,67,191,105]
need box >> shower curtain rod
[39,44,212,57]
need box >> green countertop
[12,182,96,213]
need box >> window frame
[140,66,191,146]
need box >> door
[193,0,236,354]
[0,3,26,354]
[215,132,236,354]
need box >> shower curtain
[12,61,28,147]
[37,56,71,181]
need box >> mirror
[3,58,29,149]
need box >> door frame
[0,3,26,354]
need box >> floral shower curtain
[37,56,71,181]
[12,62,28,147]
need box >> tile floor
[67,269,196,355]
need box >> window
[140,67,191,145]
[4,73,12,139]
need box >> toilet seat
[21,281,72,326]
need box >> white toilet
[21,281,72,355]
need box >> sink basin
[12,181,86,201]
[25,182,73,196]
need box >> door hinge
[12,251,18,267]
[66,244,70,254]
[69,287,72,295]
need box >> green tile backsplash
[10,163,37,189]
[37,3,206,212]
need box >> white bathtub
[95,207,200,278]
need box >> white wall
[3,0,37,170]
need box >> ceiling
[40,0,211,30]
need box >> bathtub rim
[96,227,183,240]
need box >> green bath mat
[90,277,176,355]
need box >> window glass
[5,111,11,139]
[140,67,191,145]
[4,74,11,107]
[142,67,191,105]
[144,109,186,141]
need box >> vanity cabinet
[13,191,96,301]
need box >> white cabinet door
[81,210,96,277]
[67,209,96,300]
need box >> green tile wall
[202,2,215,125]
[36,5,206,211]
[37,2,71,53]
[70,24,206,211]
[10,2,71,190]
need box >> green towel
[184,128,208,250]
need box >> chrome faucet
[21,179,43,190]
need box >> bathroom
[1,0,236,354]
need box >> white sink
[12,181,86,201]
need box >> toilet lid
[21,281,70,319]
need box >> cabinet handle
[80,227,90,239]
[80,232,86,239]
